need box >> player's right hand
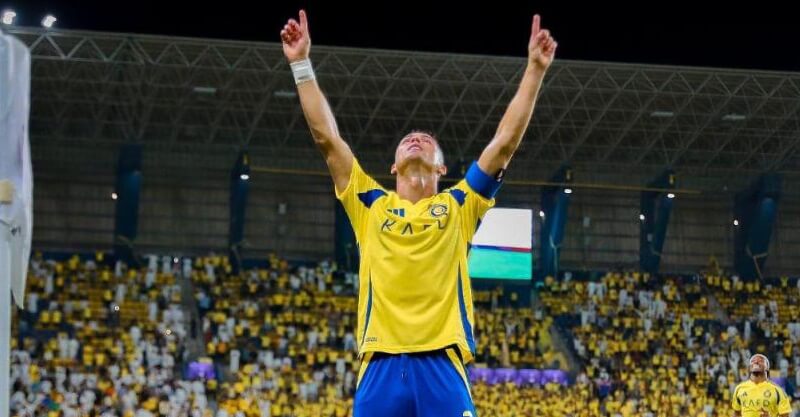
[528,14,557,71]
[760,408,770,417]
[281,10,310,63]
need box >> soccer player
[280,10,556,416]
[732,354,792,417]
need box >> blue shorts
[354,347,477,417]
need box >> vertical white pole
[0,232,12,417]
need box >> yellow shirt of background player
[732,380,792,417]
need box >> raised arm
[281,10,354,192]
[477,14,557,176]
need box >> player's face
[750,355,767,375]
[393,132,441,172]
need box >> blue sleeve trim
[357,189,387,208]
[465,161,502,199]
[448,189,467,206]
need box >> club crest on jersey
[764,390,771,398]
[430,204,448,218]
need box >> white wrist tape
[290,59,316,85]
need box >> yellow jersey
[732,379,792,416]
[336,159,500,363]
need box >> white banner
[0,31,32,309]
[0,31,32,417]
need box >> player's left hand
[281,10,311,63]
[528,14,557,71]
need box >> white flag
[0,32,33,309]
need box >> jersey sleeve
[776,384,792,415]
[731,384,742,411]
[335,158,386,243]
[448,161,502,242]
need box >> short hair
[750,353,770,370]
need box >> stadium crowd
[8,252,800,417]
[540,270,800,416]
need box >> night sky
[5,0,799,71]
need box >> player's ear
[437,163,447,177]
[390,163,397,175]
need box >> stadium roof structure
[9,27,800,194]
